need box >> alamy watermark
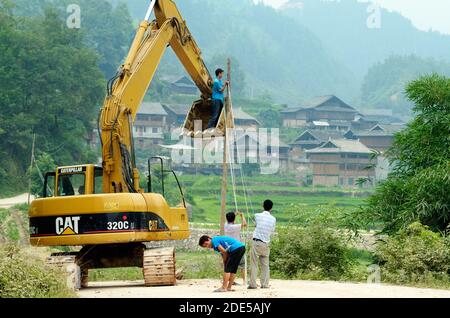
[367,264,381,285]
[66,4,81,29]
[367,1,381,29]
[169,121,281,175]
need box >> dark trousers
[207,99,224,129]
[224,246,246,274]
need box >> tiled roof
[233,108,260,124]
[306,139,372,154]
[162,103,191,115]
[281,95,357,114]
[138,102,168,116]
[293,130,344,144]
[235,132,290,148]
[370,124,405,133]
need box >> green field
[175,174,370,224]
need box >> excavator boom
[100,0,212,194]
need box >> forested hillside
[11,0,134,78]
[0,0,109,193]
[121,0,358,104]
[123,0,450,112]
[360,55,450,116]
[2,0,450,193]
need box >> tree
[358,74,450,234]
[11,0,134,79]
[0,3,105,191]
[28,152,56,197]
[361,55,450,117]
[60,0,134,78]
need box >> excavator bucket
[182,97,234,138]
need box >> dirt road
[78,279,450,298]
[0,193,34,209]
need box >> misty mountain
[281,0,450,83]
[360,55,450,117]
[120,0,358,104]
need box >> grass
[176,174,368,224]
[0,245,77,298]
[0,204,28,242]
[89,249,222,282]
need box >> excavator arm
[99,0,212,194]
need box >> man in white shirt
[248,200,276,289]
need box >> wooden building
[306,139,375,187]
[133,102,168,148]
[344,124,404,153]
[233,132,291,174]
[168,76,198,95]
[281,95,358,129]
[290,130,344,158]
[350,114,404,131]
[162,103,190,129]
[233,108,261,129]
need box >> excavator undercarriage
[46,244,176,288]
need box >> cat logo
[56,216,80,235]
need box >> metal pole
[28,133,36,205]
[219,59,232,235]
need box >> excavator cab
[42,165,102,198]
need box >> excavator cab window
[42,172,56,198]
[57,173,85,197]
[93,167,103,194]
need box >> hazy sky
[254,0,450,34]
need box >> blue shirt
[212,78,224,102]
[211,236,244,254]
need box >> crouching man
[199,235,246,292]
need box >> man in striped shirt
[248,200,276,289]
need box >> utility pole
[220,58,232,235]
[28,133,36,205]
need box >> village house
[281,95,359,129]
[290,130,345,157]
[350,113,404,131]
[306,139,375,187]
[344,123,405,153]
[233,108,261,129]
[162,103,190,129]
[162,75,198,95]
[231,132,291,174]
[133,102,168,148]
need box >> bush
[375,222,450,287]
[0,245,76,298]
[270,225,352,280]
[362,164,450,234]
[359,75,450,234]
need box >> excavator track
[143,247,176,286]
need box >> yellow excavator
[29,0,221,287]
